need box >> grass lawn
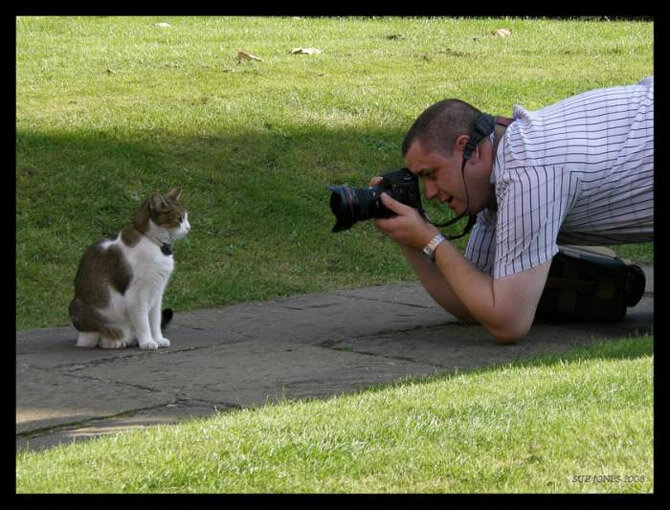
[16,335,653,493]
[16,16,653,330]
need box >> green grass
[16,16,653,330]
[15,18,655,495]
[16,335,653,493]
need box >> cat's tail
[161,308,173,330]
[68,298,125,340]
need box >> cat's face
[135,188,191,242]
[149,188,191,241]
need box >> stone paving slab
[16,364,173,434]
[16,266,653,453]
[70,340,441,408]
[326,296,653,373]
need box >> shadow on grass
[15,125,481,330]
[16,125,431,328]
[15,125,410,238]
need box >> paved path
[16,266,653,452]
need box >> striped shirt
[465,77,654,279]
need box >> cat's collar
[138,227,173,256]
[135,227,172,257]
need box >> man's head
[402,99,495,217]
[402,99,482,158]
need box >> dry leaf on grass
[491,28,512,37]
[236,51,263,63]
[291,47,322,55]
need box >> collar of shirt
[489,132,497,185]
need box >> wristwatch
[422,233,446,262]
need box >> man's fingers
[380,192,411,214]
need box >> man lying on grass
[372,77,653,344]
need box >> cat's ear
[134,194,152,228]
[166,188,182,201]
[149,191,167,211]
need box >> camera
[328,168,422,233]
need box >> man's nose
[423,180,438,200]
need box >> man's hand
[373,191,439,250]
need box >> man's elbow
[488,320,532,345]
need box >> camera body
[328,168,421,232]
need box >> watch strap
[422,233,446,261]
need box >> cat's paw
[154,336,171,348]
[139,339,159,351]
[76,332,100,348]
[99,338,127,349]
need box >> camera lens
[328,186,356,232]
[328,185,385,232]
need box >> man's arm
[397,243,478,324]
[432,239,551,343]
[375,193,550,344]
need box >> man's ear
[454,134,470,155]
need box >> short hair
[402,99,482,157]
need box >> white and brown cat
[69,188,190,350]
